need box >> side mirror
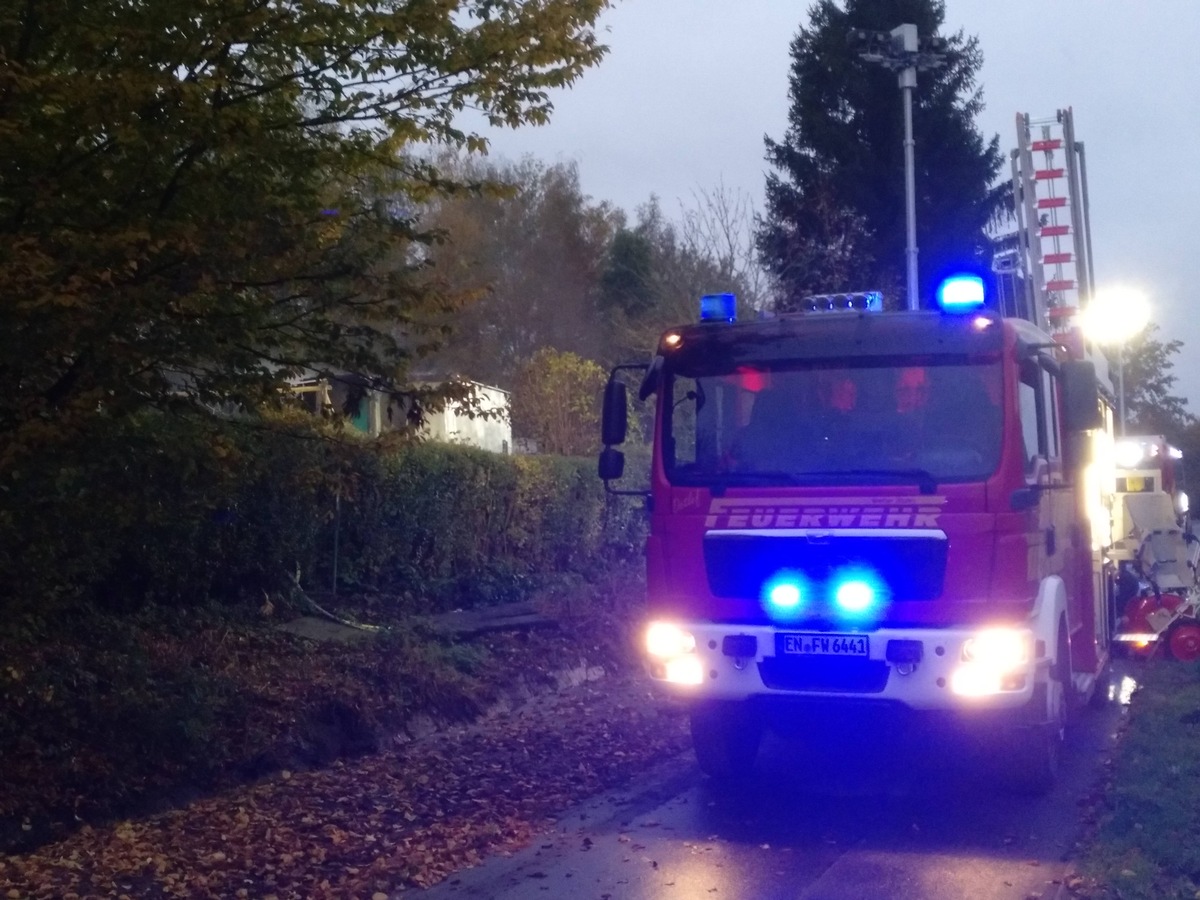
[1060,360,1102,432]
[601,380,628,446]
[1010,485,1042,511]
[598,446,625,481]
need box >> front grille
[759,656,891,693]
[705,533,947,601]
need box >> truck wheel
[1088,659,1113,709]
[1001,636,1067,796]
[1001,718,1060,796]
[690,703,762,779]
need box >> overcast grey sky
[468,0,1200,409]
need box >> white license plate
[780,633,869,657]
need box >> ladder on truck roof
[1007,108,1097,335]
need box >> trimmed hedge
[334,444,646,610]
[0,414,646,614]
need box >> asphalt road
[420,664,1135,900]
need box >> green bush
[0,413,646,615]
[334,444,645,612]
[1,411,342,612]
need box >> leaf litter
[0,674,690,898]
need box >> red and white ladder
[1009,107,1096,334]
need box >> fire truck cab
[600,279,1116,793]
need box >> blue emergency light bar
[936,274,986,312]
[802,291,883,312]
[699,292,737,323]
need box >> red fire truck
[598,279,1117,793]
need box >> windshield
[663,358,1003,487]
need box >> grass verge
[1072,656,1200,899]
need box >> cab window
[1018,357,1061,474]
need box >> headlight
[961,628,1031,668]
[951,628,1032,697]
[645,621,705,686]
[645,621,696,659]
[664,656,704,685]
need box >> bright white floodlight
[1080,286,1151,435]
[1080,287,1151,346]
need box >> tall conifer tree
[758,0,1004,310]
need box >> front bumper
[645,621,1044,713]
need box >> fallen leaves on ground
[0,580,643,854]
[0,674,690,898]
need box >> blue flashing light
[699,292,737,323]
[763,572,808,619]
[769,582,802,609]
[936,274,986,312]
[835,580,875,613]
[830,568,888,617]
[802,290,883,313]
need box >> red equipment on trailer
[1109,435,1200,660]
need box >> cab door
[1019,354,1109,677]
[1016,355,1066,588]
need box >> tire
[1002,724,1060,796]
[1000,632,1068,796]
[1167,618,1200,661]
[689,703,763,779]
[1088,659,1113,709]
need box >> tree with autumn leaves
[509,348,606,456]
[0,0,610,474]
[0,0,613,609]
[416,153,619,389]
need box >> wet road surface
[420,666,1136,900]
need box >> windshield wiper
[800,468,939,495]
